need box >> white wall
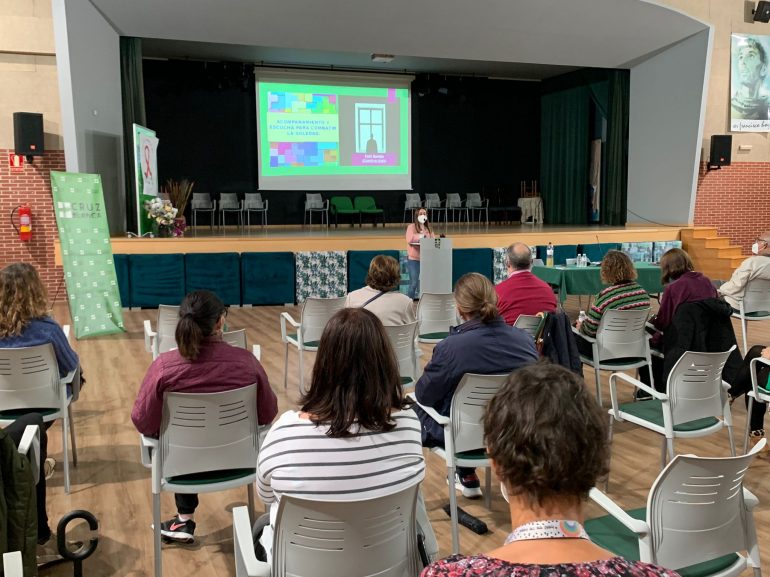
[52,0,125,233]
[626,27,711,225]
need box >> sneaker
[159,516,196,544]
[44,457,56,480]
[454,473,483,499]
[749,429,766,451]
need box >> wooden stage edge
[55,223,697,265]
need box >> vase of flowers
[144,197,178,238]
[162,178,194,237]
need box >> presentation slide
[256,72,412,190]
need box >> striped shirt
[580,281,650,338]
[257,408,425,507]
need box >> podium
[419,237,453,295]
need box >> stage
[60,223,690,262]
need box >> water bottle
[546,242,554,267]
[577,254,584,267]
[578,310,587,323]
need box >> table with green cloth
[532,263,662,303]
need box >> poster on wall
[133,123,159,235]
[731,34,770,132]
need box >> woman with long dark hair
[132,290,278,544]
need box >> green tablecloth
[532,263,662,303]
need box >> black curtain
[120,37,146,234]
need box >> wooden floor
[38,298,770,576]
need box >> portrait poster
[731,34,770,132]
[133,123,159,235]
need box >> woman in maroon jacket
[132,290,278,544]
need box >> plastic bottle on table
[546,242,554,267]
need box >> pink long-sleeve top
[405,224,434,260]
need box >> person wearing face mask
[718,232,770,311]
[405,207,435,299]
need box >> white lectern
[419,237,453,295]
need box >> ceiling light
[371,53,395,63]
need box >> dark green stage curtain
[602,71,629,226]
[120,37,146,234]
[540,85,590,224]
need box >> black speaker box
[709,135,732,167]
[13,112,44,157]
[755,0,770,22]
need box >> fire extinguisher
[11,205,32,241]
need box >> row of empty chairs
[191,192,268,229]
[404,193,489,223]
[304,194,384,227]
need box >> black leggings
[4,413,51,543]
[729,345,769,432]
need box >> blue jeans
[407,259,420,299]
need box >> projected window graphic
[356,104,386,153]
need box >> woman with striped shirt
[257,307,433,562]
[575,250,650,358]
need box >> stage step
[681,228,746,281]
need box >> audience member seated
[0,263,80,390]
[132,290,278,544]
[495,242,557,325]
[575,250,650,359]
[650,248,716,346]
[345,254,416,325]
[421,362,679,577]
[718,231,770,310]
[414,273,538,499]
[256,307,435,563]
[729,345,770,447]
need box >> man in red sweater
[496,242,557,325]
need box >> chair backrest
[595,308,650,361]
[405,193,422,209]
[383,322,418,381]
[157,305,181,355]
[191,192,213,209]
[353,196,376,211]
[222,328,247,349]
[417,293,456,336]
[513,314,544,339]
[445,193,462,208]
[424,193,441,209]
[330,196,355,211]
[305,193,324,209]
[220,193,240,209]
[449,373,509,455]
[742,277,770,314]
[271,482,421,577]
[0,344,62,411]
[646,447,762,569]
[159,385,258,479]
[300,297,347,344]
[243,193,264,210]
[465,193,482,207]
[666,348,733,426]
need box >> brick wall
[694,161,770,254]
[0,148,64,296]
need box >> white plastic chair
[191,193,216,229]
[219,193,243,229]
[587,441,765,577]
[233,482,421,577]
[14,424,41,485]
[139,385,259,577]
[445,193,467,223]
[465,193,489,223]
[1,552,23,577]
[0,343,79,493]
[222,328,262,361]
[244,193,268,228]
[607,348,736,478]
[513,314,544,339]
[731,278,770,355]
[144,305,181,360]
[280,297,346,393]
[742,355,770,453]
[573,308,652,406]
[383,322,420,388]
[424,193,446,223]
[403,193,423,223]
[304,194,329,227]
[417,293,456,343]
[410,373,508,554]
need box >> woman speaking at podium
[405,207,435,299]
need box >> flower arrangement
[144,197,178,226]
[161,178,194,217]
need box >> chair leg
[660,438,668,470]
[62,412,71,494]
[727,424,736,457]
[741,319,748,356]
[298,348,305,395]
[68,404,78,467]
[248,483,256,520]
[447,465,460,555]
[283,343,289,389]
[605,414,614,491]
[484,466,491,510]
[153,492,162,577]
[743,396,755,454]
[593,364,602,407]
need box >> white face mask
[417,215,427,224]
[752,242,760,255]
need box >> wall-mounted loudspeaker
[708,135,732,170]
[13,112,44,159]
[755,0,770,22]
